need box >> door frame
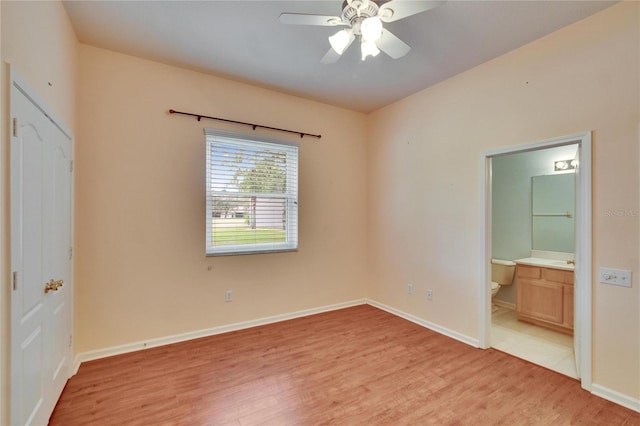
[8,65,75,423]
[478,132,592,391]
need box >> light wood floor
[50,305,639,425]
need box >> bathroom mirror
[532,174,575,252]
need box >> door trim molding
[478,132,592,392]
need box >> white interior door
[10,77,73,426]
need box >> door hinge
[69,334,73,348]
[12,271,18,291]
[12,118,18,137]
[70,160,74,173]
[69,247,73,260]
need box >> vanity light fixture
[554,159,578,172]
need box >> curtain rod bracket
[168,108,321,139]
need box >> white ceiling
[63,0,617,113]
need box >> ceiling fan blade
[378,0,445,23]
[377,28,410,59]
[321,48,342,64]
[279,13,346,26]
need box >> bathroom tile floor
[491,307,577,379]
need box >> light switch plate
[599,267,632,287]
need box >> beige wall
[75,45,369,353]
[0,1,79,423]
[1,1,77,129]
[366,1,639,399]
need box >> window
[205,129,298,255]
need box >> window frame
[205,128,298,256]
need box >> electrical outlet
[225,290,233,302]
[426,289,433,301]
[599,267,632,287]
[407,283,413,295]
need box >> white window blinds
[205,129,298,255]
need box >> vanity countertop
[514,257,574,271]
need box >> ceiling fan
[279,0,445,64]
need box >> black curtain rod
[169,109,321,139]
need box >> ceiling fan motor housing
[342,0,380,33]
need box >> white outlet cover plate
[599,267,632,287]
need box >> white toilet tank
[491,259,516,286]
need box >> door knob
[44,279,64,293]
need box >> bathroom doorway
[479,132,592,391]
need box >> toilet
[491,258,516,299]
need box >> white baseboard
[592,384,640,413]
[493,299,515,310]
[73,298,366,374]
[72,298,479,373]
[365,299,479,348]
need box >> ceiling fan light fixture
[329,29,352,54]
[361,16,382,41]
[280,0,445,64]
[361,39,380,60]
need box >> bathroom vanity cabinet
[516,264,574,335]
